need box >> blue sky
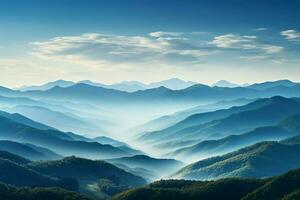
[1,0,300,87]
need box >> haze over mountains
[18,78,198,92]
[1,78,300,199]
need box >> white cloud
[280,29,300,41]
[149,31,182,38]
[239,55,269,61]
[211,34,284,54]
[211,34,256,48]
[30,32,215,67]
[255,28,267,31]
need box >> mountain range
[18,78,197,92]
[139,96,300,155]
[1,79,300,199]
[0,111,133,159]
[172,135,300,180]
[113,167,300,200]
[106,155,184,181]
[168,113,300,162]
[1,80,299,106]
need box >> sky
[0,0,300,87]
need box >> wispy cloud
[30,32,216,67]
[211,34,284,54]
[255,28,267,31]
[29,31,287,75]
[239,55,269,61]
[149,31,183,38]
[280,29,300,41]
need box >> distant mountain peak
[248,79,298,90]
[18,80,75,91]
[212,80,241,88]
[148,78,197,90]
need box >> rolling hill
[106,155,184,180]
[0,140,62,160]
[169,126,293,162]
[172,138,300,180]
[0,110,54,130]
[0,150,30,164]
[3,80,300,106]
[0,157,77,191]
[0,114,130,159]
[169,113,300,162]
[112,168,300,200]
[140,96,300,152]
[4,105,104,136]
[247,80,298,90]
[27,156,146,197]
[0,183,91,200]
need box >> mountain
[0,140,62,160]
[79,80,147,92]
[139,96,276,143]
[0,182,91,200]
[172,138,300,180]
[282,135,300,145]
[169,112,300,162]
[108,81,147,92]
[242,168,300,200]
[106,155,184,181]
[111,81,147,92]
[248,79,298,90]
[133,98,254,134]
[113,168,300,200]
[0,157,77,191]
[18,80,75,91]
[147,78,197,90]
[93,136,128,147]
[169,126,294,163]
[0,150,30,165]
[278,113,300,133]
[0,149,145,198]
[0,86,17,97]
[0,110,54,130]
[27,156,146,197]
[81,78,196,91]
[212,80,240,88]
[4,105,104,136]
[0,95,47,107]
[19,78,196,93]
[24,83,129,103]
[140,97,300,152]
[113,179,263,200]
[93,136,144,155]
[0,115,130,159]
[3,80,300,106]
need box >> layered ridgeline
[113,168,300,200]
[169,113,300,162]
[18,78,197,92]
[3,105,109,136]
[132,98,254,135]
[172,134,300,180]
[2,79,300,140]
[0,151,78,191]
[26,156,146,198]
[0,183,91,200]
[106,155,184,181]
[1,80,300,105]
[0,110,136,159]
[0,140,62,160]
[140,96,300,155]
[0,150,146,198]
[0,92,123,136]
